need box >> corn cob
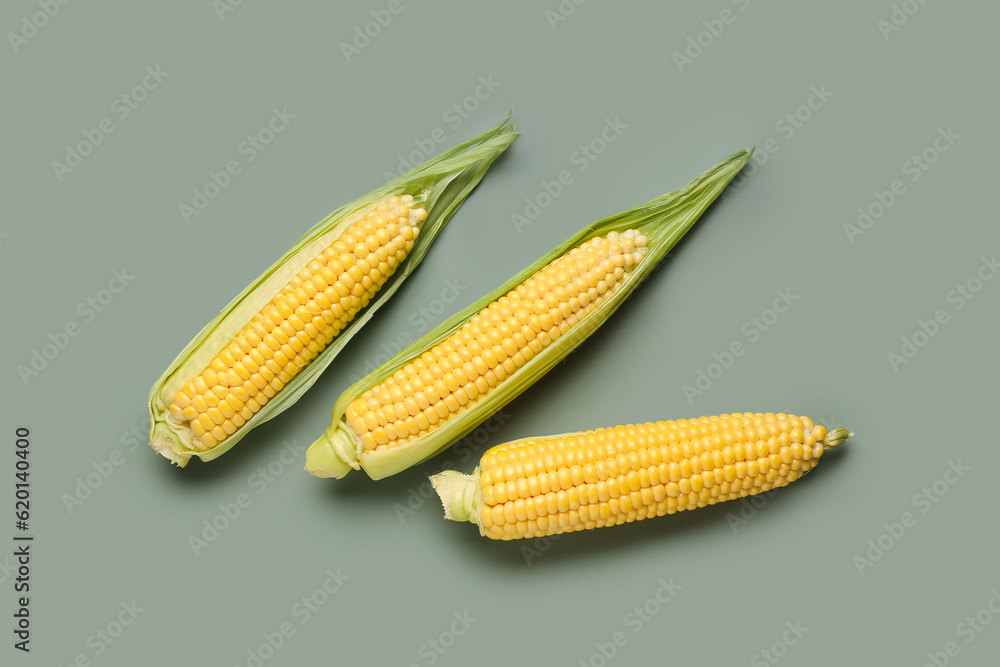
[147,116,518,466]
[306,148,753,480]
[430,414,852,540]
[167,196,426,452]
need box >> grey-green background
[3,1,997,665]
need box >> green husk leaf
[306,148,753,480]
[148,115,518,466]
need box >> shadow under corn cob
[147,115,518,466]
[306,148,753,480]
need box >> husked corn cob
[430,414,853,540]
[168,197,426,452]
[306,148,753,480]
[147,116,518,466]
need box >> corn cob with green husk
[431,414,852,540]
[147,116,518,466]
[305,148,753,480]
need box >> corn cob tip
[823,427,853,449]
[305,423,361,478]
[429,470,480,524]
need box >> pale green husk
[306,148,753,480]
[148,115,518,466]
[429,470,481,523]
